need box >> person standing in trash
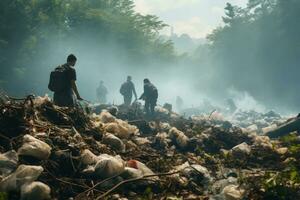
[96,80,108,104]
[48,54,83,107]
[139,78,158,116]
[119,76,137,106]
[176,96,184,112]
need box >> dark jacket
[120,81,137,98]
[53,64,77,107]
[140,82,158,101]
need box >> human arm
[139,93,145,100]
[139,85,146,100]
[68,67,82,101]
[71,80,83,100]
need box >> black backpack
[120,82,131,96]
[48,65,68,92]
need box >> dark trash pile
[0,96,300,200]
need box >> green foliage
[0,193,8,200]
[280,133,300,155]
[261,168,300,199]
[0,0,175,94]
[143,186,154,199]
[205,0,300,110]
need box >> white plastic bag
[102,133,125,152]
[0,150,18,176]
[121,167,143,179]
[104,119,139,139]
[94,154,125,178]
[127,160,154,176]
[18,135,52,160]
[168,127,189,148]
[21,181,51,200]
[80,149,99,165]
[222,184,245,200]
[99,111,116,123]
[0,165,44,191]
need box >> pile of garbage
[0,96,300,200]
[230,110,288,135]
[189,109,288,136]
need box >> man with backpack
[120,76,137,106]
[48,54,83,107]
[139,78,158,116]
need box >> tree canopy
[205,0,300,110]
[0,0,175,94]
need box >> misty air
[0,0,299,199]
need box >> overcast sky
[134,0,248,38]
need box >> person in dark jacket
[120,76,137,106]
[139,78,158,116]
[53,54,83,107]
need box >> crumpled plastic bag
[253,135,273,149]
[0,165,44,191]
[21,181,51,200]
[155,106,170,115]
[171,162,212,187]
[91,154,125,178]
[121,167,143,179]
[231,142,251,158]
[0,150,18,176]
[133,137,151,146]
[80,149,99,165]
[104,119,139,139]
[246,124,258,133]
[168,127,189,148]
[18,135,52,160]
[222,184,245,200]
[102,133,125,152]
[182,163,212,186]
[33,95,51,106]
[127,160,154,176]
[99,111,116,123]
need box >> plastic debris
[222,185,245,200]
[20,181,51,200]
[0,150,18,176]
[231,142,251,158]
[127,160,154,176]
[0,96,299,199]
[18,135,52,160]
[94,154,125,178]
[102,133,126,152]
[168,127,189,149]
[80,149,99,165]
[0,165,43,191]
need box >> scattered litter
[0,96,298,199]
[0,165,43,191]
[20,181,51,200]
[18,135,52,160]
